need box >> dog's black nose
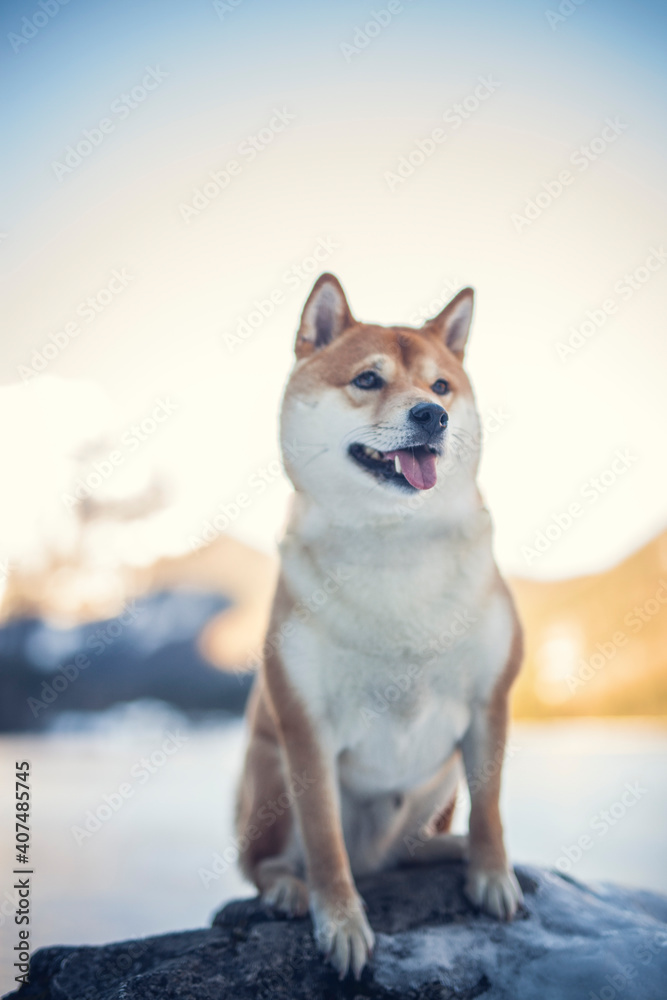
[409,402,448,430]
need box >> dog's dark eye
[431,379,450,396]
[352,370,384,390]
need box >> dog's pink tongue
[386,449,438,490]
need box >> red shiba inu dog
[236,273,523,979]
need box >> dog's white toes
[331,931,350,981]
[311,891,375,979]
[465,867,523,920]
[263,874,309,917]
[350,926,371,981]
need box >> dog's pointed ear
[295,273,355,358]
[423,287,474,360]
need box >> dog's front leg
[276,708,374,979]
[460,694,523,920]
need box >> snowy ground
[1,709,666,995]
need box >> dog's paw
[262,874,309,917]
[310,889,375,980]
[465,866,524,920]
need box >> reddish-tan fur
[234,273,524,978]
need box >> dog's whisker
[300,445,329,470]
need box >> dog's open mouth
[348,443,440,491]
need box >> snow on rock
[7,862,667,999]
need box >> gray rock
[6,864,667,999]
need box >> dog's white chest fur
[278,505,513,796]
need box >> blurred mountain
[190,528,667,718]
[2,520,665,729]
[131,534,278,671]
[0,590,253,732]
[0,533,276,732]
[509,528,667,717]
